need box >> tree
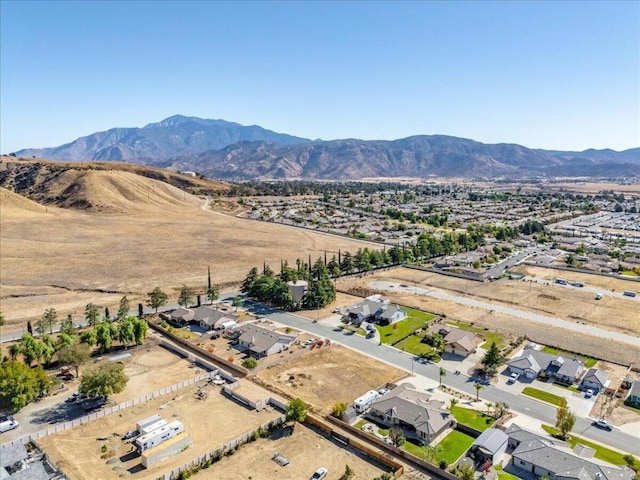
[286,397,308,423]
[58,342,91,377]
[388,427,405,447]
[178,284,194,307]
[41,308,57,335]
[474,382,484,401]
[622,454,637,471]
[332,402,348,418]
[85,303,100,327]
[555,397,575,439]
[481,341,503,376]
[118,317,135,349]
[0,310,4,326]
[117,295,130,321]
[80,329,97,346]
[20,334,41,366]
[241,357,258,370]
[0,361,53,412]
[449,398,459,410]
[132,318,148,345]
[565,253,577,267]
[439,367,446,386]
[9,343,22,360]
[147,287,168,313]
[453,463,475,480]
[232,295,243,312]
[79,361,128,399]
[338,465,354,480]
[207,284,219,305]
[56,332,75,352]
[430,333,445,353]
[241,267,259,293]
[96,321,116,352]
[60,314,76,336]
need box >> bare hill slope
[0,156,229,213]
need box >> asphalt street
[261,307,640,456]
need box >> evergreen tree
[117,295,130,321]
[147,287,168,313]
[241,267,259,293]
[178,284,194,307]
[481,341,504,376]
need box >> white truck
[0,417,19,433]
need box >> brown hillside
[0,156,229,213]
[0,187,71,218]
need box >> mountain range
[12,115,639,180]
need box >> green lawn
[376,308,435,345]
[451,406,496,432]
[541,346,597,368]
[553,382,581,393]
[395,335,435,356]
[541,424,640,471]
[434,430,475,464]
[445,320,505,347]
[522,387,565,406]
[402,430,474,465]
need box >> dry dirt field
[515,264,640,292]
[252,345,407,415]
[0,183,375,329]
[295,292,365,321]
[190,422,390,480]
[39,384,282,480]
[335,267,640,366]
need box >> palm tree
[449,398,459,411]
[474,382,484,401]
[439,367,446,386]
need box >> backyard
[404,430,475,465]
[376,307,436,345]
[451,406,496,432]
[445,320,505,348]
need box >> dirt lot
[191,422,390,480]
[295,292,365,321]
[39,385,282,480]
[515,264,640,292]
[335,267,640,367]
[252,345,407,415]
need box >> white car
[593,419,612,431]
[0,418,19,433]
[507,372,520,384]
[311,467,328,480]
[585,388,594,398]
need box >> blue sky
[1,1,638,152]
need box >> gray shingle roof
[582,369,609,388]
[472,428,509,454]
[238,323,296,354]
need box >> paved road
[369,281,640,347]
[259,307,640,456]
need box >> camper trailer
[353,390,380,413]
[135,421,184,452]
[136,414,162,434]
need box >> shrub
[439,460,448,469]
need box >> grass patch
[621,270,639,278]
[445,320,505,347]
[494,465,520,480]
[451,406,496,432]
[376,308,435,345]
[522,387,565,406]
[541,346,597,368]
[623,402,640,414]
[395,335,435,356]
[401,430,474,465]
[434,430,475,464]
[541,424,640,470]
[553,382,581,393]
[340,325,366,336]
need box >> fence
[1,372,216,450]
[159,415,286,480]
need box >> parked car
[593,419,612,431]
[595,293,603,300]
[585,389,594,398]
[507,372,520,384]
[0,418,19,433]
[311,467,328,480]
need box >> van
[0,418,19,433]
[623,290,637,298]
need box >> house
[470,428,509,464]
[346,295,406,326]
[508,424,634,480]
[507,350,584,383]
[626,380,640,407]
[580,369,609,392]
[236,323,296,358]
[192,306,239,331]
[367,384,454,445]
[170,307,194,324]
[427,324,479,357]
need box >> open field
[515,264,640,292]
[336,267,640,366]
[38,383,282,480]
[252,345,407,415]
[0,183,375,328]
[190,422,390,479]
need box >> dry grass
[0,179,374,328]
[253,345,407,415]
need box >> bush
[101,444,107,453]
[439,460,448,469]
